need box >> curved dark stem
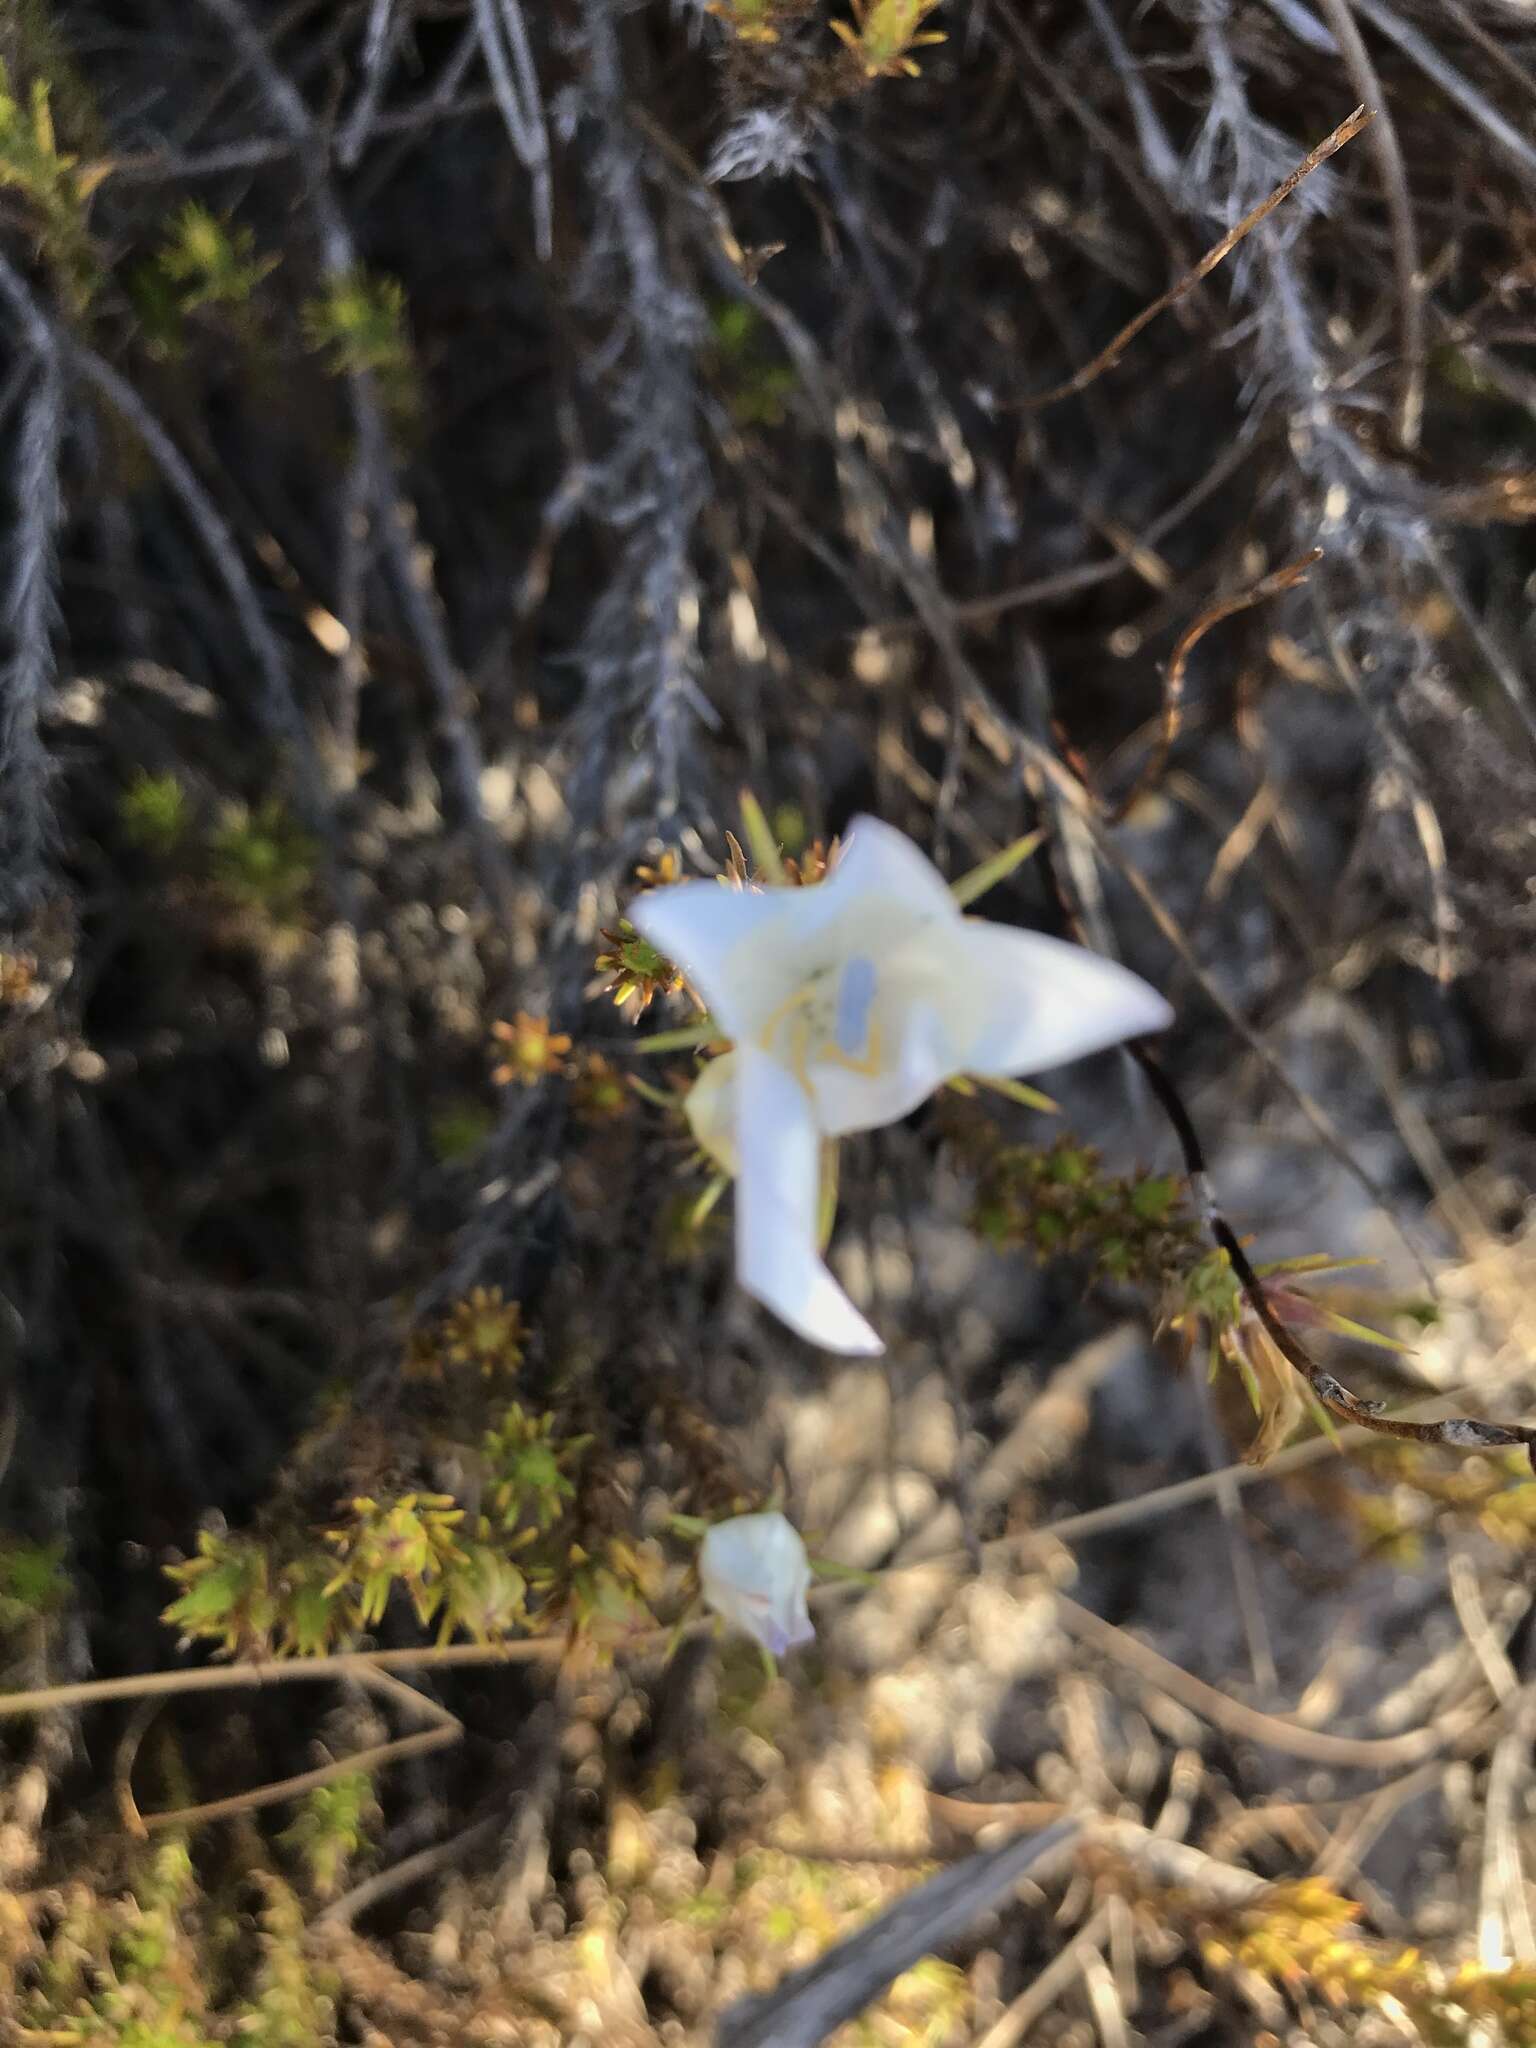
[1031,723,1536,1470]
[1127,1040,1536,1472]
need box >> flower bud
[699,1511,814,1658]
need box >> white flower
[633,814,1173,1354]
[699,1511,815,1658]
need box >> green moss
[279,1773,378,1901]
[430,1100,495,1162]
[707,298,797,427]
[0,57,105,306]
[0,1535,70,1626]
[208,800,318,924]
[119,770,191,856]
[303,267,417,419]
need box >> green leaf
[690,1170,731,1228]
[949,829,1046,909]
[1313,1308,1413,1354]
[1129,1175,1180,1221]
[738,789,787,884]
[967,1073,1059,1114]
[1253,1253,1378,1278]
[808,1556,880,1585]
[633,1021,719,1053]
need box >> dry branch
[1014,105,1373,410]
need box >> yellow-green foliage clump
[428,1099,495,1163]
[709,300,797,428]
[208,799,318,926]
[302,267,416,417]
[119,770,192,857]
[117,779,323,936]
[1344,1442,1536,1567]
[960,1118,1423,1461]
[157,203,277,313]
[489,1013,572,1086]
[403,1284,529,1386]
[968,1129,1192,1282]
[323,1492,468,1632]
[594,919,686,1016]
[1200,1878,1536,2042]
[279,1772,378,1901]
[162,1283,663,1661]
[482,1402,583,1529]
[241,1873,341,2046]
[831,0,945,78]
[13,1836,338,2044]
[616,1813,971,2044]
[0,1536,70,1630]
[706,0,945,82]
[0,56,106,307]
[162,1528,347,1660]
[705,0,814,46]
[132,202,278,353]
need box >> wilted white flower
[633,814,1172,1354]
[699,1510,814,1657]
[707,108,812,184]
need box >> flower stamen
[756,959,886,1086]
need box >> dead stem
[1013,107,1374,410]
[1111,548,1322,823]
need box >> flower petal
[684,1050,740,1175]
[735,1046,882,1354]
[955,922,1173,1076]
[807,988,957,1137]
[828,813,962,925]
[628,882,792,1039]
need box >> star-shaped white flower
[699,1511,815,1658]
[633,814,1172,1354]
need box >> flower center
[758,955,884,1089]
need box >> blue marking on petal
[834,956,878,1057]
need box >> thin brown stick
[1088,846,1438,1282]
[1014,106,1373,411]
[1112,549,1322,822]
[972,1904,1113,2048]
[837,1379,1536,1594]
[927,1803,1271,1907]
[0,1627,683,1833]
[316,1812,505,1926]
[118,1678,461,1836]
[874,433,1258,636]
[1053,1590,1483,1770]
[0,1637,573,1724]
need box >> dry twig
[1013,106,1373,410]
